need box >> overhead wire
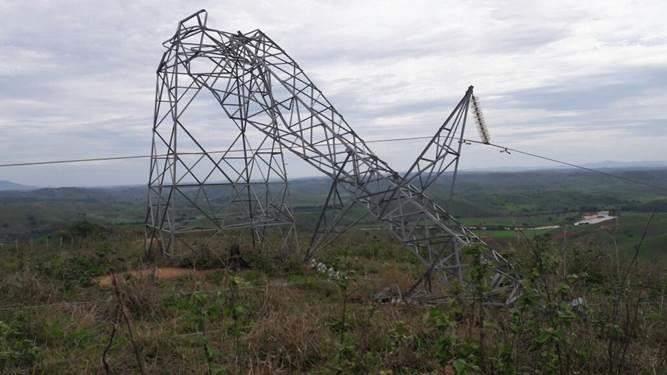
[462,139,667,192]
[0,135,434,168]
[0,135,665,193]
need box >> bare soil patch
[95,267,213,288]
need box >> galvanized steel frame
[145,10,520,304]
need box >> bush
[0,319,39,370]
[37,254,108,289]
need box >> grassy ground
[464,211,666,259]
[0,168,665,372]
[0,225,665,373]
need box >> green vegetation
[0,168,664,372]
[0,225,664,373]
[2,168,666,242]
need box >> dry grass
[245,305,332,371]
[94,266,216,288]
[1,229,665,374]
[0,271,62,306]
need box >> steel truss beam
[145,10,520,304]
[145,10,298,256]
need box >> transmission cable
[0,136,665,193]
[0,135,433,168]
[462,139,667,192]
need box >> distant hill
[0,167,665,241]
[461,161,667,173]
[582,161,667,169]
[0,180,35,191]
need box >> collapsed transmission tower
[145,10,297,255]
[145,10,520,304]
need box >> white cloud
[0,0,665,186]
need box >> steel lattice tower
[146,10,520,304]
[145,11,297,256]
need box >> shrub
[37,254,107,289]
[0,319,39,370]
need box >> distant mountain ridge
[581,160,667,169]
[0,180,35,191]
[460,161,667,173]
[1,167,665,241]
[1,163,665,190]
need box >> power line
[0,154,150,168]
[463,139,667,192]
[0,136,433,168]
[1,136,665,193]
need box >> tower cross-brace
[146,10,520,304]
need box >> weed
[0,319,39,370]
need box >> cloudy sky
[1,0,666,186]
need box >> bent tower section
[145,10,520,304]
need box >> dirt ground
[95,267,212,287]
